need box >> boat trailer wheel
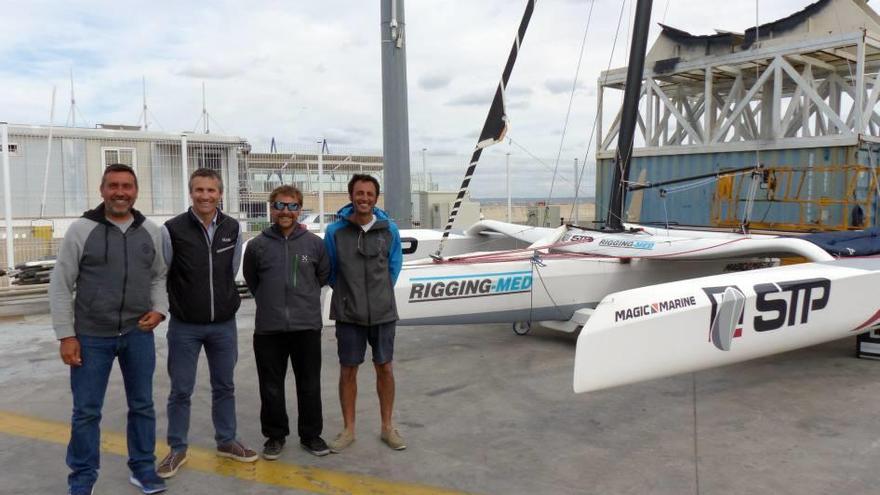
[512,321,531,336]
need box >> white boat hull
[394,255,774,326]
[573,257,880,393]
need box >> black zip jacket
[242,223,330,333]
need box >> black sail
[435,0,536,258]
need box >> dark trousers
[253,330,323,442]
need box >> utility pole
[1,123,13,270]
[180,134,189,210]
[67,69,77,127]
[380,0,412,227]
[318,138,326,232]
[506,151,512,223]
[420,147,427,191]
[141,77,149,131]
[201,82,209,134]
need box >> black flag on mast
[434,0,535,258]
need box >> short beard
[106,202,132,218]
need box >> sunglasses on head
[272,201,301,211]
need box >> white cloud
[418,74,452,90]
[0,0,824,196]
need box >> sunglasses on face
[272,201,301,212]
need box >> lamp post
[420,147,427,191]
[317,138,327,232]
[506,151,512,223]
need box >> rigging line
[830,0,857,84]
[529,256,535,324]
[532,259,567,319]
[662,195,670,234]
[752,0,761,235]
[660,176,724,195]
[508,137,574,186]
[545,0,597,204]
[692,373,701,495]
[626,0,633,68]
[569,0,629,222]
[662,0,671,24]
[147,109,166,132]
[608,125,639,228]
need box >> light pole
[420,147,427,191]
[506,151,512,223]
[317,138,326,232]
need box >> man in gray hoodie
[243,185,331,459]
[323,174,404,452]
[50,164,168,495]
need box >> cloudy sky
[2,0,830,197]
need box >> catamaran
[389,0,833,331]
[386,0,880,395]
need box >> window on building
[102,147,137,170]
[2,143,19,155]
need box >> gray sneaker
[157,450,187,479]
[262,438,285,461]
[217,440,259,462]
[300,436,331,457]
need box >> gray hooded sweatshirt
[49,204,168,339]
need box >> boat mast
[606,0,653,231]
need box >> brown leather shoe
[217,440,259,462]
[157,450,187,479]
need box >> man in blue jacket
[50,164,168,495]
[324,174,405,452]
[243,185,331,458]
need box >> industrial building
[0,124,249,274]
[0,124,475,279]
[240,149,385,225]
[595,0,880,231]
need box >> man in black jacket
[243,185,331,458]
[157,168,257,479]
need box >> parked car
[298,212,340,231]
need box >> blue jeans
[67,329,157,489]
[166,316,238,452]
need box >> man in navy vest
[157,168,257,479]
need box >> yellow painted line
[0,410,472,495]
